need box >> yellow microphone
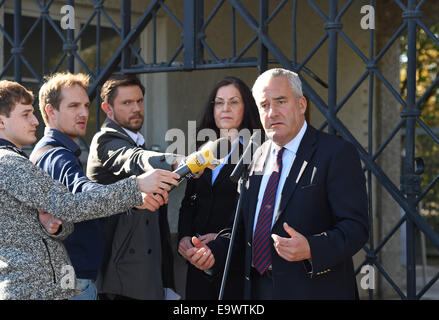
[198,137,232,170]
[170,149,213,190]
[182,149,214,176]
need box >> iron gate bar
[417,0,428,10]
[306,0,328,21]
[231,3,236,57]
[296,34,329,73]
[292,0,297,65]
[232,35,257,63]
[394,0,407,11]
[366,0,375,299]
[417,75,439,108]
[418,21,439,46]
[13,0,21,82]
[371,120,405,162]
[121,0,131,70]
[41,0,47,75]
[258,0,268,74]
[87,0,163,100]
[318,69,369,131]
[336,0,354,21]
[183,0,196,70]
[266,0,288,25]
[375,68,407,107]
[374,257,407,299]
[418,174,439,204]
[405,0,420,299]
[375,22,408,66]
[417,118,439,144]
[417,271,439,299]
[66,0,74,72]
[374,216,407,256]
[327,0,339,136]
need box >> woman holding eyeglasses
[178,76,263,300]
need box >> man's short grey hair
[252,68,303,99]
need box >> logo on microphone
[165,121,264,167]
[195,152,206,167]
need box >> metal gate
[1,0,438,300]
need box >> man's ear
[0,115,5,129]
[101,102,114,119]
[298,96,307,115]
[45,104,56,122]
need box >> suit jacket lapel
[212,163,234,187]
[102,118,138,147]
[274,126,318,225]
[203,168,213,188]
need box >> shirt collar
[122,127,145,147]
[271,121,308,155]
[0,138,29,158]
[44,127,81,156]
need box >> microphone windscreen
[186,149,214,174]
[200,137,232,161]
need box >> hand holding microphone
[135,192,168,211]
[137,137,231,210]
[171,137,232,190]
[136,169,180,196]
[170,148,214,191]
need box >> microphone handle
[230,157,245,183]
[174,164,191,181]
[166,165,189,191]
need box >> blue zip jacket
[31,128,103,280]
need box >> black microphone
[230,131,262,183]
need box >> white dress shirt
[122,127,145,147]
[252,121,308,235]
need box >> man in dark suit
[87,75,181,300]
[185,68,369,299]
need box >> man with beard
[30,73,169,299]
[87,74,179,300]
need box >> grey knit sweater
[0,149,143,300]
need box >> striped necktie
[252,147,285,275]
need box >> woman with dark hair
[178,76,263,300]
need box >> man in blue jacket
[30,72,166,299]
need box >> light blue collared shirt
[253,121,308,234]
[211,136,243,185]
